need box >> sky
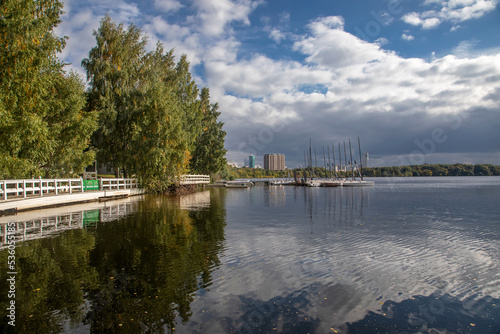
[55,0,500,168]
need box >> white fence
[0,178,85,200]
[0,175,208,201]
[180,174,210,185]
[0,178,139,201]
[100,178,138,190]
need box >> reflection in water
[1,178,500,333]
[0,189,227,333]
[0,197,142,248]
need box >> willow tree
[0,0,96,178]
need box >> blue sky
[56,0,500,167]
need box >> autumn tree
[0,0,96,178]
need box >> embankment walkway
[0,175,209,213]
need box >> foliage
[0,0,97,178]
[83,16,226,192]
[189,88,227,176]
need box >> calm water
[1,177,499,333]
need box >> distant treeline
[226,164,500,179]
[361,164,500,177]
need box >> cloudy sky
[56,0,500,167]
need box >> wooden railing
[0,175,207,201]
[0,178,139,201]
[100,178,138,190]
[0,178,85,200]
[180,175,210,185]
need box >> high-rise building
[248,155,255,168]
[263,154,285,171]
[362,152,369,168]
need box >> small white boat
[320,180,342,187]
[269,180,295,186]
[224,180,254,188]
[306,180,322,187]
[342,180,374,187]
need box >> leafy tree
[132,44,190,192]
[82,15,148,177]
[0,0,96,178]
[189,88,227,175]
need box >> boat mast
[309,138,313,178]
[348,139,355,181]
[314,148,318,177]
[358,136,364,181]
[343,141,348,179]
[323,146,327,178]
[327,145,332,178]
[338,142,342,179]
[332,143,338,180]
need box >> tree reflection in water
[0,188,227,333]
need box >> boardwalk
[0,175,209,213]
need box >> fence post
[80,177,84,193]
[54,179,58,195]
[39,177,43,197]
[69,179,72,194]
[2,181,6,200]
[23,180,27,198]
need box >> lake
[1,177,499,333]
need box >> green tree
[189,87,227,175]
[132,43,190,192]
[82,15,147,177]
[0,0,96,178]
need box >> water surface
[1,177,499,333]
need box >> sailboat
[342,137,374,187]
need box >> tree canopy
[0,0,97,178]
[82,15,226,191]
[1,5,227,191]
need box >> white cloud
[402,33,415,41]
[189,0,264,36]
[402,0,497,29]
[154,0,184,13]
[55,2,500,166]
[293,16,388,68]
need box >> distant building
[264,153,285,171]
[228,161,238,168]
[362,152,369,168]
[249,155,255,168]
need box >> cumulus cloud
[56,2,500,166]
[206,15,500,166]
[189,0,264,36]
[401,33,415,41]
[154,0,184,13]
[402,0,497,29]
